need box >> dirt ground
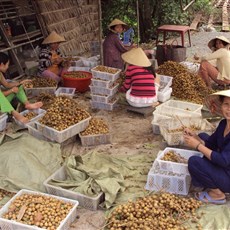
[65,30,230,229]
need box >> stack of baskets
[90,65,121,110]
[145,147,202,195]
[0,113,8,131]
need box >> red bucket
[62,71,92,93]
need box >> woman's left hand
[19,79,32,85]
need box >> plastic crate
[90,99,118,111]
[0,113,8,132]
[145,161,191,195]
[25,86,57,97]
[35,116,91,143]
[13,109,46,129]
[151,120,161,135]
[89,83,119,96]
[91,78,113,88]
[91,66,121,81]
[55,87,76,98]
[156,147,202,175]
[27,122,50,141]
[158,87,172,103]
[79,133,111,146]
[152,102,202,123]
[91,94,115,103]
[159,117,214,146]
[159,99,203,114]
[158,74,173,93]
[0,189,79,230]
[44,166,104,210]
[67,66,91,72]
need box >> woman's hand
[183,127,195,137]
[11,86,19,93]
[183,132,201,150]
[19,79,32,85]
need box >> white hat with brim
[121,48,151,67]
[208,36,230,50]
[108,19,129,32]
[42,31,66,44]
[204,89,230,116]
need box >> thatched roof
[36,0,100,56]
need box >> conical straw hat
[42,31,66,44]
[208,36,230,49]
[108,19,129,31]
[204,89,230,116]
[121,48,151,67]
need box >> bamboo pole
[136,0,140,46]
[98,0,103,64]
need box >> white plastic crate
[90,99,118,111]
[25,86,57,97]
[0,189,79,230]
[158,87,172,103]
[91,66,121,81]
[79,133,111,146]
[27,122,50,141]
[55,87,76,98]
[91,78,113,88]
[67,66,91,72]
[91,94,115,103]
[44,166,104,210]
[156,147,202,175]
[152,101,201,124]
[159,99,203,114]
[0,113,8,132]
[89,83,119,96]
[159,117,214,146]
[158,74,173,93]
[13,109,46,129]
[145,161,191,195]
[35,116,91,143]
[151,120,161,135]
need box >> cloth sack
[156,44,186,66]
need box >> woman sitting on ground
[183,89,230,204]
[38,31,66,83]
[0,52,43,124]
[119,47,160,108]
[197,36,230,88]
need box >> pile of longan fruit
[107,193,203,230]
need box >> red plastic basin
[62,71,92,93]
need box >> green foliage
[192,0,213,15]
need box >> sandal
[195,191,226,204]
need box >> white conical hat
[208,36,230,49]
[42,31,66,44]
[121,48,151,67]
[204,89,230,115]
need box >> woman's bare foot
[12,111,29,124]
[25,101,43,110]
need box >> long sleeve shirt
[201,48,230,81]
[121,65,156,97]
[205,119,230,172]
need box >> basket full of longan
[79,116,111,146]
[0,189,79,230]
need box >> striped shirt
[122,65,156,97]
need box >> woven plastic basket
[44,166,104,210]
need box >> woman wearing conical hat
[119,48,160,107]
[38,31,66,83]
[183,89,230,204]
[197,36,230,88]
[103,19,130,70]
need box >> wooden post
[136,0,140,46]
[98,0,103,64]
